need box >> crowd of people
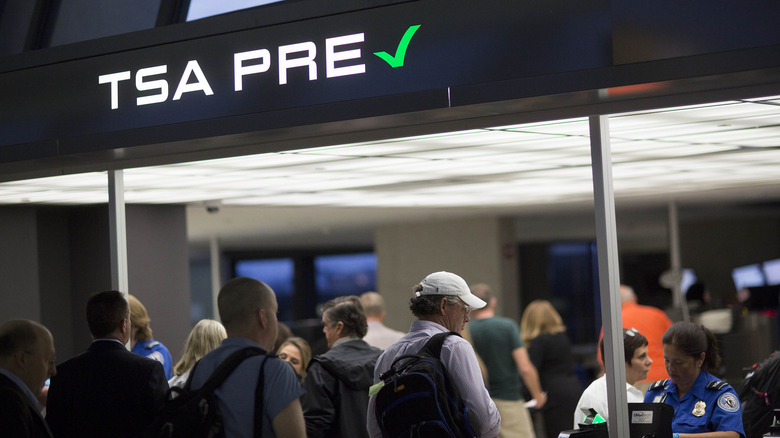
[0,272,749,438]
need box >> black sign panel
[2,0,780,164]
[0,0,611,157]
[613,0,780,64]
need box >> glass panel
[234,258,295,321]
[47,0,161,47]
[314,253,377,306]
[186,0,284,21]
[0,0,37,56]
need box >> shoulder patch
[706,380,728,391]
[717,392,740,413]
[649,379,669,391]
[146,341,160,349]
[148,350,165,364]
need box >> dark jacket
[0,374,53,438]
[302,339,382,438]
[46,340,168,438]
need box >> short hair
[218,277,273,331]
[662,321,721,375]
[360,292,386,318]
[409,284,448,317]
[277,336,312,380]
[322,296,368,338]
[520,300,566,346]
[128,294,153,342]
[599,328,649,364]
[173,319,227,376]
[0,319,45,358]
[87,291,129,338]
[470,283,493,304]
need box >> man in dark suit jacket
[0,319,57,438]
[46,291,168,438]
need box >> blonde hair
[173,319,227,376]
[128,294,153,342]
[276,336,312,381]
[520,299,566,346]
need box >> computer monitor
[763,258,780,286]
[732,264,766,290]
[681,268,697,294]
[628,402,673,438]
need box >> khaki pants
[493,398,536,438]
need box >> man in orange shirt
[598,285,672,393]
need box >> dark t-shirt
[469,316,524,400]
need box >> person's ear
[257,308,267,329]
[14,350,27,368]
[440,298,448,315]
[335,321,345,335]
[697,352,706,368]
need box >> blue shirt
[190,337,305,438]
[644,370,745,437]
[132,339,173,379]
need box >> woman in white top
[168,319,227,389]
[573,328,653,428]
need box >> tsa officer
[645,321,744,438]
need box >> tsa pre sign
[97,27,422,110]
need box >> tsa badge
[717,392,740,413]
[692,400,706,417]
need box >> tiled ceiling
[2,96,780,246]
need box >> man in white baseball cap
[417,271,488,311]
[367,271,499,438]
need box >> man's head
[218,277,278,350]
[86,291,130,343]
[0,319,57,397]
[469,283,496,316]
[322,296,368,348]
[619,285,637,305]
[409,271,486,332]
[360,291,386,322]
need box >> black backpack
[374,331,476,438]
[739,351,780,438]
[147,346,268,438]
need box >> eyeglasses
[625,327,639,337]
[446,297,472,315]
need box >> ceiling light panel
[2,98,780,209]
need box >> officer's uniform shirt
[644,370,745,437]
[132,339,173,380]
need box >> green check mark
[374,25,421,68]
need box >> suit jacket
[46,339,168,438]
[0,373,53,438]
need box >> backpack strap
[254,354,270,438]
[185,346,266,395]
[417,331,461,359]
[380,331,462,380]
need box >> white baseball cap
[415,271,487,309]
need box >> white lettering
[234,49,271,91]
[278,42,317,85]
[173,60,214,100]
[135,65,169,106]
[98,71,131,110]
[326,33,365,78]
